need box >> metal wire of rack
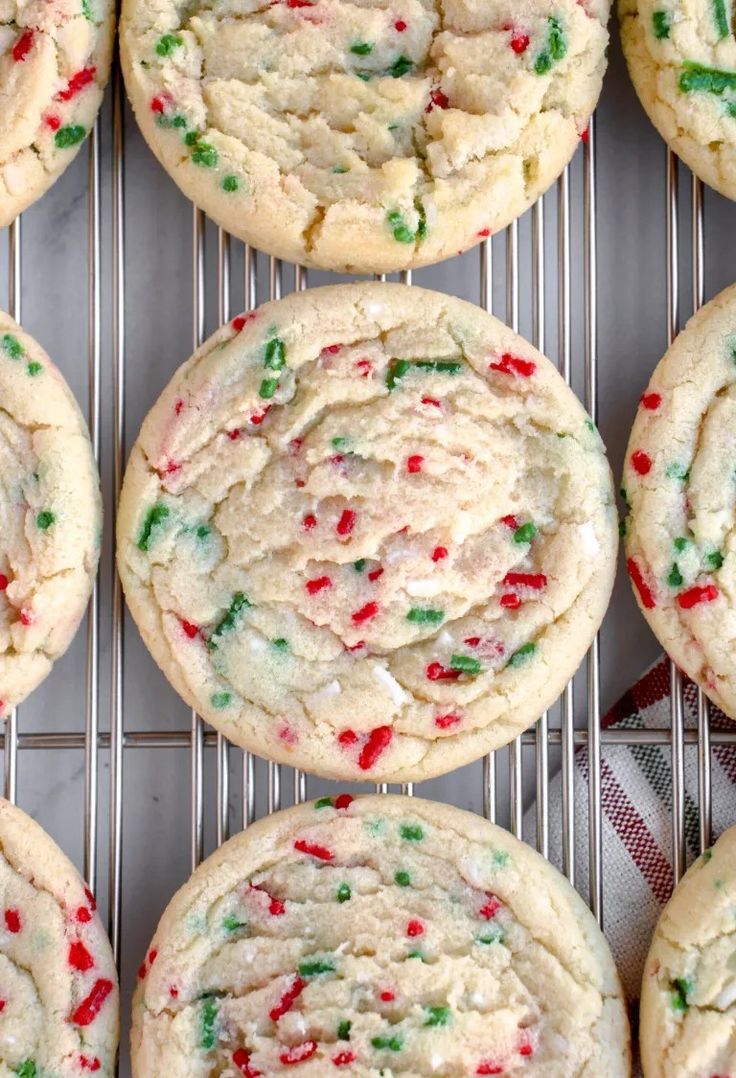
[0,45,722,1077]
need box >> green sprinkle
[534,16,566,75]
[156,113,187,129]
[450,654,482,676]
[394,870,411,887]
[387,210,415,244]
[337,1019,352,1040]
[424,1005,450,1027]
[81,0,94,20]
[414,360,462,375]
[264,336,286,371]
[192,142,218,167]
[156,33,183,56]
[513,522,537,544]
[1,333,24,359]
[332,165,349,173]
[138,503,170,550]
[585,419,595,432]
[652,10,670,38]
[667,564,684,588]
[351,41,373,55]
[55,125,86,148]
[665,462,689,481]
[726,100,736,118]
[703,847,713,863]
[713,0,729,38]
[390,54,412,78]
[399,824,424,842]
[372,1035,403,1052]
[679,61,736,95]
[674,536,690,552]
[208,591,251,651]
[26,361,43,376]
[406,608,444,625]
[36,510,55,531]
[222,174,239,192]
[336,883,351,903]
[201,998,218,1050]
[507,642,537,669]
[406,949,426,961]
[196,524,211,540]
[707,550,724,570]
[353,559,367,572]
[315,796,334,809]
[184,130,199,146]
[386,359,412,389]
[222,914,247,933]
[356,71,371,81]
[211,691,232,709]
[332,436,350,450]
[476,925,505,945]
[671,977,692,1012]
[298,958,336,978]
[259,377,279,399]
[14,1064,37,1078]
[618,519,627,538]
[272,637,289,651]
[492,850,510,868]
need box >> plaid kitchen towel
[526,655,736,1006]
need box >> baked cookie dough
[117,283,617,782]
[623,283,736,721]
[120,0,611,274]
[0,310,102,718]
[0,797,119,1076]
[640,826,736,1076]
[620,0,736,200]
[0,0,115,225]
[131,794,630,1076]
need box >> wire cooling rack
[0,36,730,1076]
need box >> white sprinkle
[407,577,441,597]
[470,991,486,1008]
[430,1053,445,1070]
[437,630,454,648]
[246,633,267,654]
[372,665,409,705]
[313,679,342,700]
[293,1014,307,1036]
[384,543,412,564]
[578,521,599,556]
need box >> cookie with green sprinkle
[640,825,736,1076]
[131,794,629,1076]
[119,0,610,273]
[620,0,736,199]
[117,283,617,782]
[0,0,115,225]
[0,311,101,719]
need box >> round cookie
[132,794,630,1076]
[117,283,617,782]
[0,797,119,1075]
[623,284,736,721]
[619,0,736,200]
[640,827,736,1076]
[120,0,611,274]
[0,0,115,226]
[0,311,102,718]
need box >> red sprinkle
[394,18,407,30]
[0,1001,5,1012]
[76,906,93,924]
[250,883,285,916]
[251,408,271,425]
[422,396,441,408]
[337,509,357,536]
[150,95,166,113]
[79,1057,101,1073]
[335,793,354,810]
[426,661,461,681]
[227,429,241,441]
[71,978,114,1027]
[4,909,20,934]
[640,391,662,411]
[358,725,392,770]
[502,572,547,590]
[626,557,656,610]
[580,125,590,144]
[631,450,652,476]
[85,888,97,912]
[338,730,359,746]
[306,576,332,595]
[477,228,491,238]
[69,941,95,972]
[501,514,519,530]
[435,712,461,729]
[12,30,34,63]
[500,593,521,609]
[280,1041,317,1065]
[407,455,424,474]
[231,313,256,332]
[344,641,365,653]
[406,919,424,937]
[352,601,379,624]
[426,88,449,112]
[181,620,199,639]
[302,513,317,530]
[294,839,334,861]
[476,1065,504,1076]
[0,574,8,591]
[431,546,448,562]
[367,567,384,582]
[169,986,179,998]
[489,354,536,378]
[58,66,96,101]
[269,975,305,1021]
[518,1031,534,1057]
[233,1048,262,1077]
[324,344,341,354]
[510,30,530,54]
[333,1051,357,1066]
[355,358,373,377]
[479,893,502,920]
[379,990,395,1001]
[677,584,719,610]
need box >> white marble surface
[3,18,736,1075]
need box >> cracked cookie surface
[620,0,736,200]
[0,797,119,1076]
[640,826,736,1077]
[120,0,610,273]
[0,0,115,225]
[623,283,736,722]
[117,283,617,782]
[0,310,102,719]
[131,794,630,1077]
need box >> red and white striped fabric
[529,656,736,1007]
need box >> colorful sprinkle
[137,503,169,550]
[670,976,692,1012]
[233,1049,262,1077]
[156,33,183,56]
[372,1034,403,1051]
[489,353,536,378]
[269,976,305,1021]
[4,909,20,933]
[294,839,334,860]
[279,1042,317,1065]
[652,10,671,38]
[68,941,95,972]
[12,29,34,62]
[390,55,412,78]
[641,391,662,410]
[55,125,86,148]
[200,997,219,1049]
[36,510,55,531]
[208,592,251,649]
[406,607,444,625]
[70,979,113,1027]
[336,883,351,902]
[337,509,357,536]
[352,601,379,624]
[424,1005,450,1026]
[58,66,96,100]
[400,824,424,841]
[534,16,567,76]
[358,725,392,769]
[679,61,736,95]
[507,642,537,668]
[298,957,336,977]
[677,584,719,609]
[627,557,657,609]
[406,454,424,473]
